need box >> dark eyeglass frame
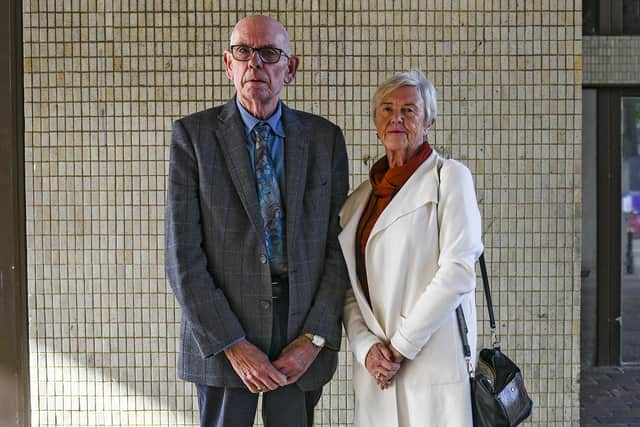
[229,45,290,64]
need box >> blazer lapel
[281,105,308,251]
[215,99,263,235]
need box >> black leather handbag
[456,254,533,427]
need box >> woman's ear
[427,118,436,130]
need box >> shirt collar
[236,97,286,138]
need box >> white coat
[339,152,483,427]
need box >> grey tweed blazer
[165,98,350,390]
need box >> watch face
[313,335,325,347]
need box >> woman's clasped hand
[364,342,405,389]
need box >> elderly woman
[339,70,483,426]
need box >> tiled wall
[23,1,582,426]
[583,36,640,85]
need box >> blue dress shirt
[236,98,286,193]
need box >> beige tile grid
[23,1,581,425]
[583,36,640,85]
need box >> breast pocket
[303,176,329,216]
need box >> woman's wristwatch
[304,333,326,348]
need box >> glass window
[621,97,640,362]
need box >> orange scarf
[355,142,433,304]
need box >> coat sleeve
[390,160,483,360]
[165,119,245,358]
[300,125,351,350]
[343,288,383,366]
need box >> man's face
[223,16,298,117]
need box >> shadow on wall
[27,279,200,425]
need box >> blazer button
[259,254,268,264]
[260,300,271,310]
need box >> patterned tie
[252,123,287,275]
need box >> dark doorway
[582,87,640,367]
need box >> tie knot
[252,123,271,143]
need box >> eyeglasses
[229,45,290,64]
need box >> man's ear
[223,51,234,81]
[284,55,300,85]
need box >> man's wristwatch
[304,333,326,348]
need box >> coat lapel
[215,99,263,235]
[368,152,439,241]
[338,183,386,338]
[338,182,371,288]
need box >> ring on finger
[375,372,381,380]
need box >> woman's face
[374,85,430,154]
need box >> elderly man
[165,15,349,427]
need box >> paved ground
[581,366,640,426]
[580,241,640,426]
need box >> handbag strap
[435,154,497,332]
[456,253,500,378]
[478,253,496,331]
[457,252,499,342]
[435,155,500,375]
